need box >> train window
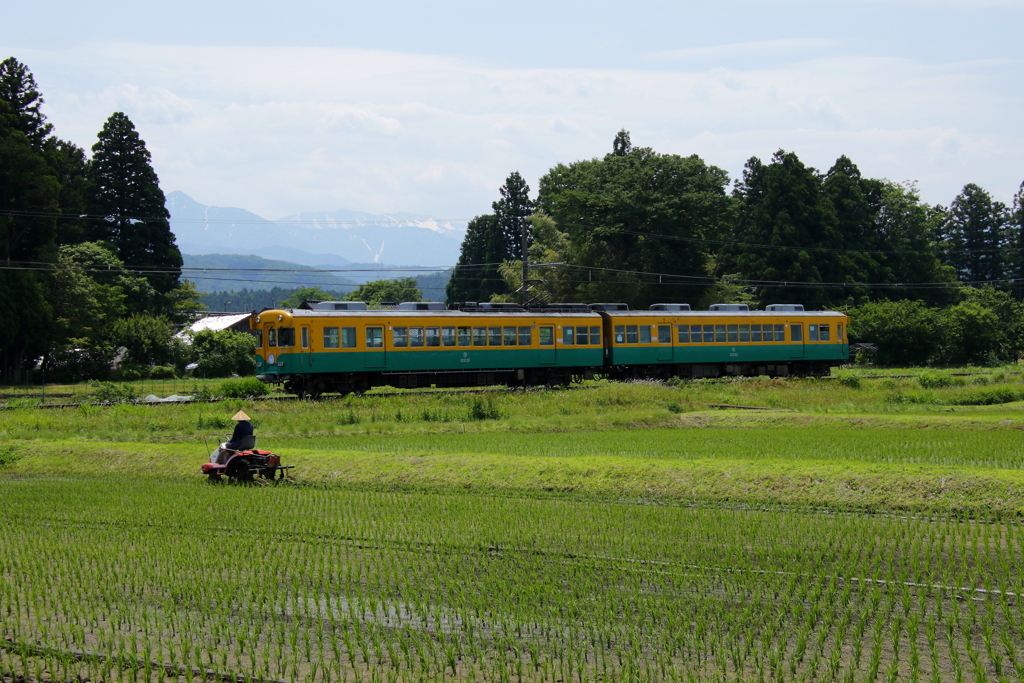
[639,325,651,344]
[563,327,574,345]
[393,327,409,347]
[751,324,762,342]
[504,326,517,346]
[727,325,738,343]
[577,326,589,345]
[279,327,295,347]
[715,325,726,343]
[488,326,502,346]
[366,327,383,348]
[473,327,487,346]
[677,325,690,343]
[410,327,425,347]
[837,324,843,341]
[268,328,277,347]
[614,325,625,343]
[301,327,309,349]
[254,329,263,347]
[657,325,671,344]
[539,326,554,346]
[518,327,532,345]
[808,324,818,342]
[342,327,357,348]
[739,325,749,342]
[457,326,471,346]
[790,324,802,342]
[820,324,830,341]
[703,325,714,343]
[442,327,456,346]
[426,327,440,347]
[626,325,638,344]
[590,326,600,344]
[323,327,339,349]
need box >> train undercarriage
[278,360,833,397]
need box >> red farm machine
[200,447,293,483]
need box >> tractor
[201,447,293,483]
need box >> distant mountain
[167,191,466,266]
[182,253,358,293]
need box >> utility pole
[521,214,529,305]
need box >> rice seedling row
[2,477,1022,682]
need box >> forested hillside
[448,130,1024,365]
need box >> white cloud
[643,39,835,63]
[15,42,1024,218]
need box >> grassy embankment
[4,370,1024,515]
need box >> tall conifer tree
[0,57,52,148]
[0,58,56,378]
[730,150,836,306]
[940,183,1008,284]
[89,112,182,297]
[493,171,535,261]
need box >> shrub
[110,365,145,381]
[192,329,257,378]
[468,397,502,420]
[665,401,684,413]
[188,383,215,401]
[836,373,861,389]
[917,371,954,389]
[0,445,23,467]
[848,300,936,366]
[92,382,139,404]
[150,366,177,379]
[218,377,270,399]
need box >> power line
[0,208,471,228]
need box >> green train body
[251,305,849,396]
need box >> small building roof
[176,313,252,340]
[188,313,251,333]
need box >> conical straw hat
[232,410,251,421]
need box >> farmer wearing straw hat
[211,411,255,464]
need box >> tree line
[447,130,1024,365]
[0,57,201,381]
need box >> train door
[657,321,674,362]
[789,321,805,358]
[538,324,556,364]
[364,324,386,368]
[300,325,313,369]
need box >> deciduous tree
[540,132,731,308]
[343,277,422,306]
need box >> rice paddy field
[3,370,1024,682]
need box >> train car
[252,301,850,395]
[596,306,849,379]
[252,304,603,396]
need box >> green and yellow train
[251,302,849,396]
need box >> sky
[3,0,1022,221]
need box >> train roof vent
[649,303,691,311]
[314,301,368,311]
[396,301,446,311]
[588,303,630,311]
[478,302,525,311]
[708,303,750,312]
[532,303,591,312]
[765,304,805,312]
